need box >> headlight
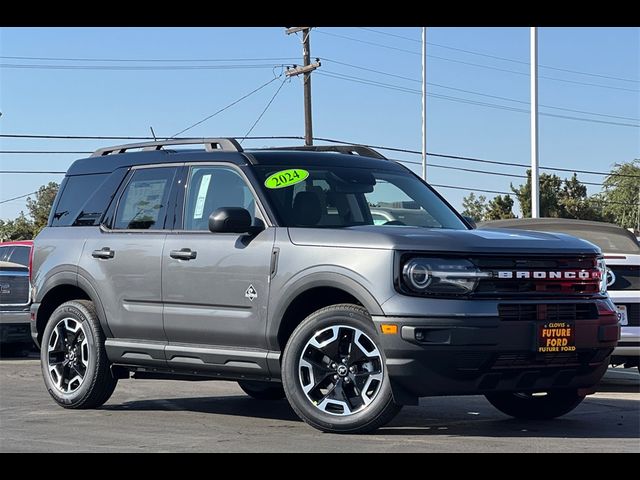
[597,258,607,294]
[401,257,489,295]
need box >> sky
[0,27,638,220]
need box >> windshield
[254,164,467,229]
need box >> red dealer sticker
[538,321,576,353]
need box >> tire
[40,300,117,409]
[485,389,585,420]
[281,304,401,433]
[238,380,286,400]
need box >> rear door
[79,165,180,356]
[162,164,274,373]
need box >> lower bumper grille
[498,303,599,322]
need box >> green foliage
[461,193,487,222]
[485,195,516,220]
[600,160,640,229]
[512,171,604,220]
[461,192,515,221]
[0,182,59,241]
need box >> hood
[288,226,601,255]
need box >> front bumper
[372,305,619,405]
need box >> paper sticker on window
[264,169,309,189]
[193,174,211,219]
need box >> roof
[0,240,33,247]
[66,147,399,176]
[479,217,640,254]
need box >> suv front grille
[609,265,640,291]
[472,255,601,297]
[498,303,599,322]
[0,274,29,305]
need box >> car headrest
[292,191,323,226]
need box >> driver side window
[183,166,257,231]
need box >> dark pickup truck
[0,241,33,348]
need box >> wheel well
[277,287,362,350]
[36,285,90,343]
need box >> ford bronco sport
[31,138,618,433]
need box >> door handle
[92,247,115,259]
[170,248,197,260]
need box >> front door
[162,164,274,373]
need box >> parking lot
[1,353,638,452]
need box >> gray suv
[31,138,619,433]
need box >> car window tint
[184,167,256,231]
[7,246,30,266]
[113,167,177,230]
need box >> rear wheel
[282,304,401,433]
[238,380,285,400]
[41,300,117,409]
[485,390,585,419]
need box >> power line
[0,150,90,154]
[358,27,640,84]
[2,133,638,179]
[170,75,281,138]
[0,63,287,71]
[317,71,640,128]
[0,191,37,205]
[0,170,65,174]
[322,59,639,122]
[315,29,639,93]
[240,79,288,143]
[0,55,298,63]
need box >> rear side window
[51,174,108,227]
[113,167,177,230]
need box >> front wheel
[282,304,401,433]
[485,390,585,420]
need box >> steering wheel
[383,220,406,226]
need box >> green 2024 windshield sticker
[264,169,309,189]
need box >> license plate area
[537,321,575,353]
[616,305,628,326]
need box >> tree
[512,170,564,218]
[600,160,640,229]
[26,182,59,234]
[0,181,59,241]
[0,212,36,241]
[485,195,516,220]
[461,193,487,222]
[512,170,603,220]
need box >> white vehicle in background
[480,218,640,373]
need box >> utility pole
[530,27,540,218]
[421,27,427,180]
[286,27,320,146]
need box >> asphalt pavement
[1,355,638,452]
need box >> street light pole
[530,27,540,218]
[421,27,427,180]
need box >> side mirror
[208,207,263,234]
[463,216,477,229]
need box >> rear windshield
[550,228,640,254]
[253,164,467,229]
[0,245,30,266]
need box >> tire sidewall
[282,306,394,432]
[40,302,99,406]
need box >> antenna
[150,126,158,141]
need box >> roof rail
[258,145,387,160]
[90,138,243,157]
